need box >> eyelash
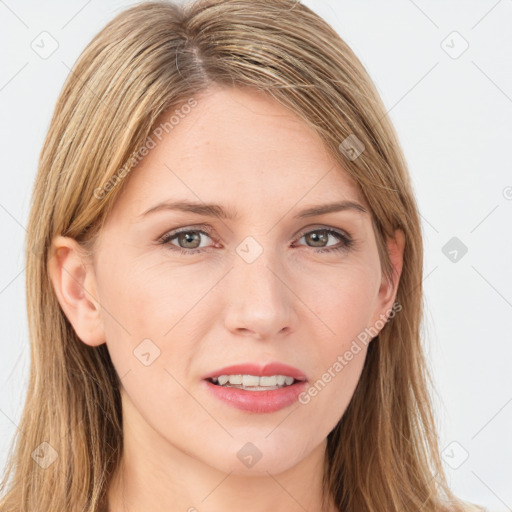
[158,224,354,256]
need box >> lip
[201,362,308,414]
[201,362,307,381]
[203,379,308,413]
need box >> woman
[0,0,485,511]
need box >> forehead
[110,84,367,220]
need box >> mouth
[206,374,304,391]
[201,361,308,390]
[201,362,308,413]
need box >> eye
[158,225,354,255]
[159,226,214,255]
[294,227,353,254]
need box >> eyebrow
[138,199,368,220]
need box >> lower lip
[203,379,308,413]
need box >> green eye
[159,226,353,255]
[294,228,353,253]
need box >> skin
[49,84,404,512]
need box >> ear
[47,235,106,346]
[370,228,405,332]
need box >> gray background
[0,0,511,510]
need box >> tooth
[212,374,298,387]
[228,374,243,385]
[260,376,278,386]
[217,375,229,386]
[242,375,260,387]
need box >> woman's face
[61,84,402,477]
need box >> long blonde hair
[0,1,484,510]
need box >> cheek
[296,262,378,420]
[94,260,198,428]
[299,299,370,435]
[94,256,214,399]
[306,258,380,344]
[96,255,208,337]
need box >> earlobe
[371,229,405,330]
[386,228,405,300]
[47,235,106,347]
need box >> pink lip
[203,379,308,413]
[201,362,307,381]
[201,362,308,414]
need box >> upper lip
[202,362,307,382]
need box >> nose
[222,249,298,340]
